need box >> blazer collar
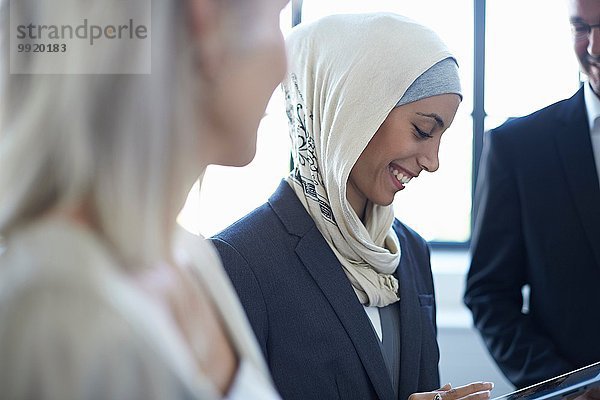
[269,180,422,400]
[554,87,600,268]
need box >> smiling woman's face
[346,93,461,219]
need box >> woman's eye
[413,125,433,139]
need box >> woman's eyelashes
[412,124,433,139]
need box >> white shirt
[582,82,600,187]
[364,305,383,341]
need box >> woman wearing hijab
[211,13,493,400]
[0,0,287,399]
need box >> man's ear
[187,0,224,80]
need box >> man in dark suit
[464,0,600,389]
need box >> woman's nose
[417,142,440,173]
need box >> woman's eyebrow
[416,112,444,128]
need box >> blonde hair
[0,0,203,270]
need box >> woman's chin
[212,145,257,168]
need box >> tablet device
[492,361,600,400]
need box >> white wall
[432,249,514,397]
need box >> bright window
[485,0,580,130]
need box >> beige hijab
[283,13,455,307]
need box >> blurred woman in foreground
[0,0,287,398]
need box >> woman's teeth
[390,167,412,184]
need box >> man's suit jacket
[464,87,600,388]
[211,180,440,400]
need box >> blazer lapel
[394,247,423,400]
[295,228,396,400]
[269,180,395,400]
[554,89,600,268]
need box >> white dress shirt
[583,82,600,186]
[364,305,383,341]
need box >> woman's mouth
[389,164,413,190]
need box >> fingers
[440,381,494,400]
[458,390,493,400]
[408,382,494,400]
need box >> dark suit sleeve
[210,237,269,358]
[464,130,573,388]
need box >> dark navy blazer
[465,87,600,388]
[211,181,440,400]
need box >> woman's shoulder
[0,281,206,399]
[217,202,283,239]
[175,228,274,382]
[0,217,119,299]
[0,219,210,399]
